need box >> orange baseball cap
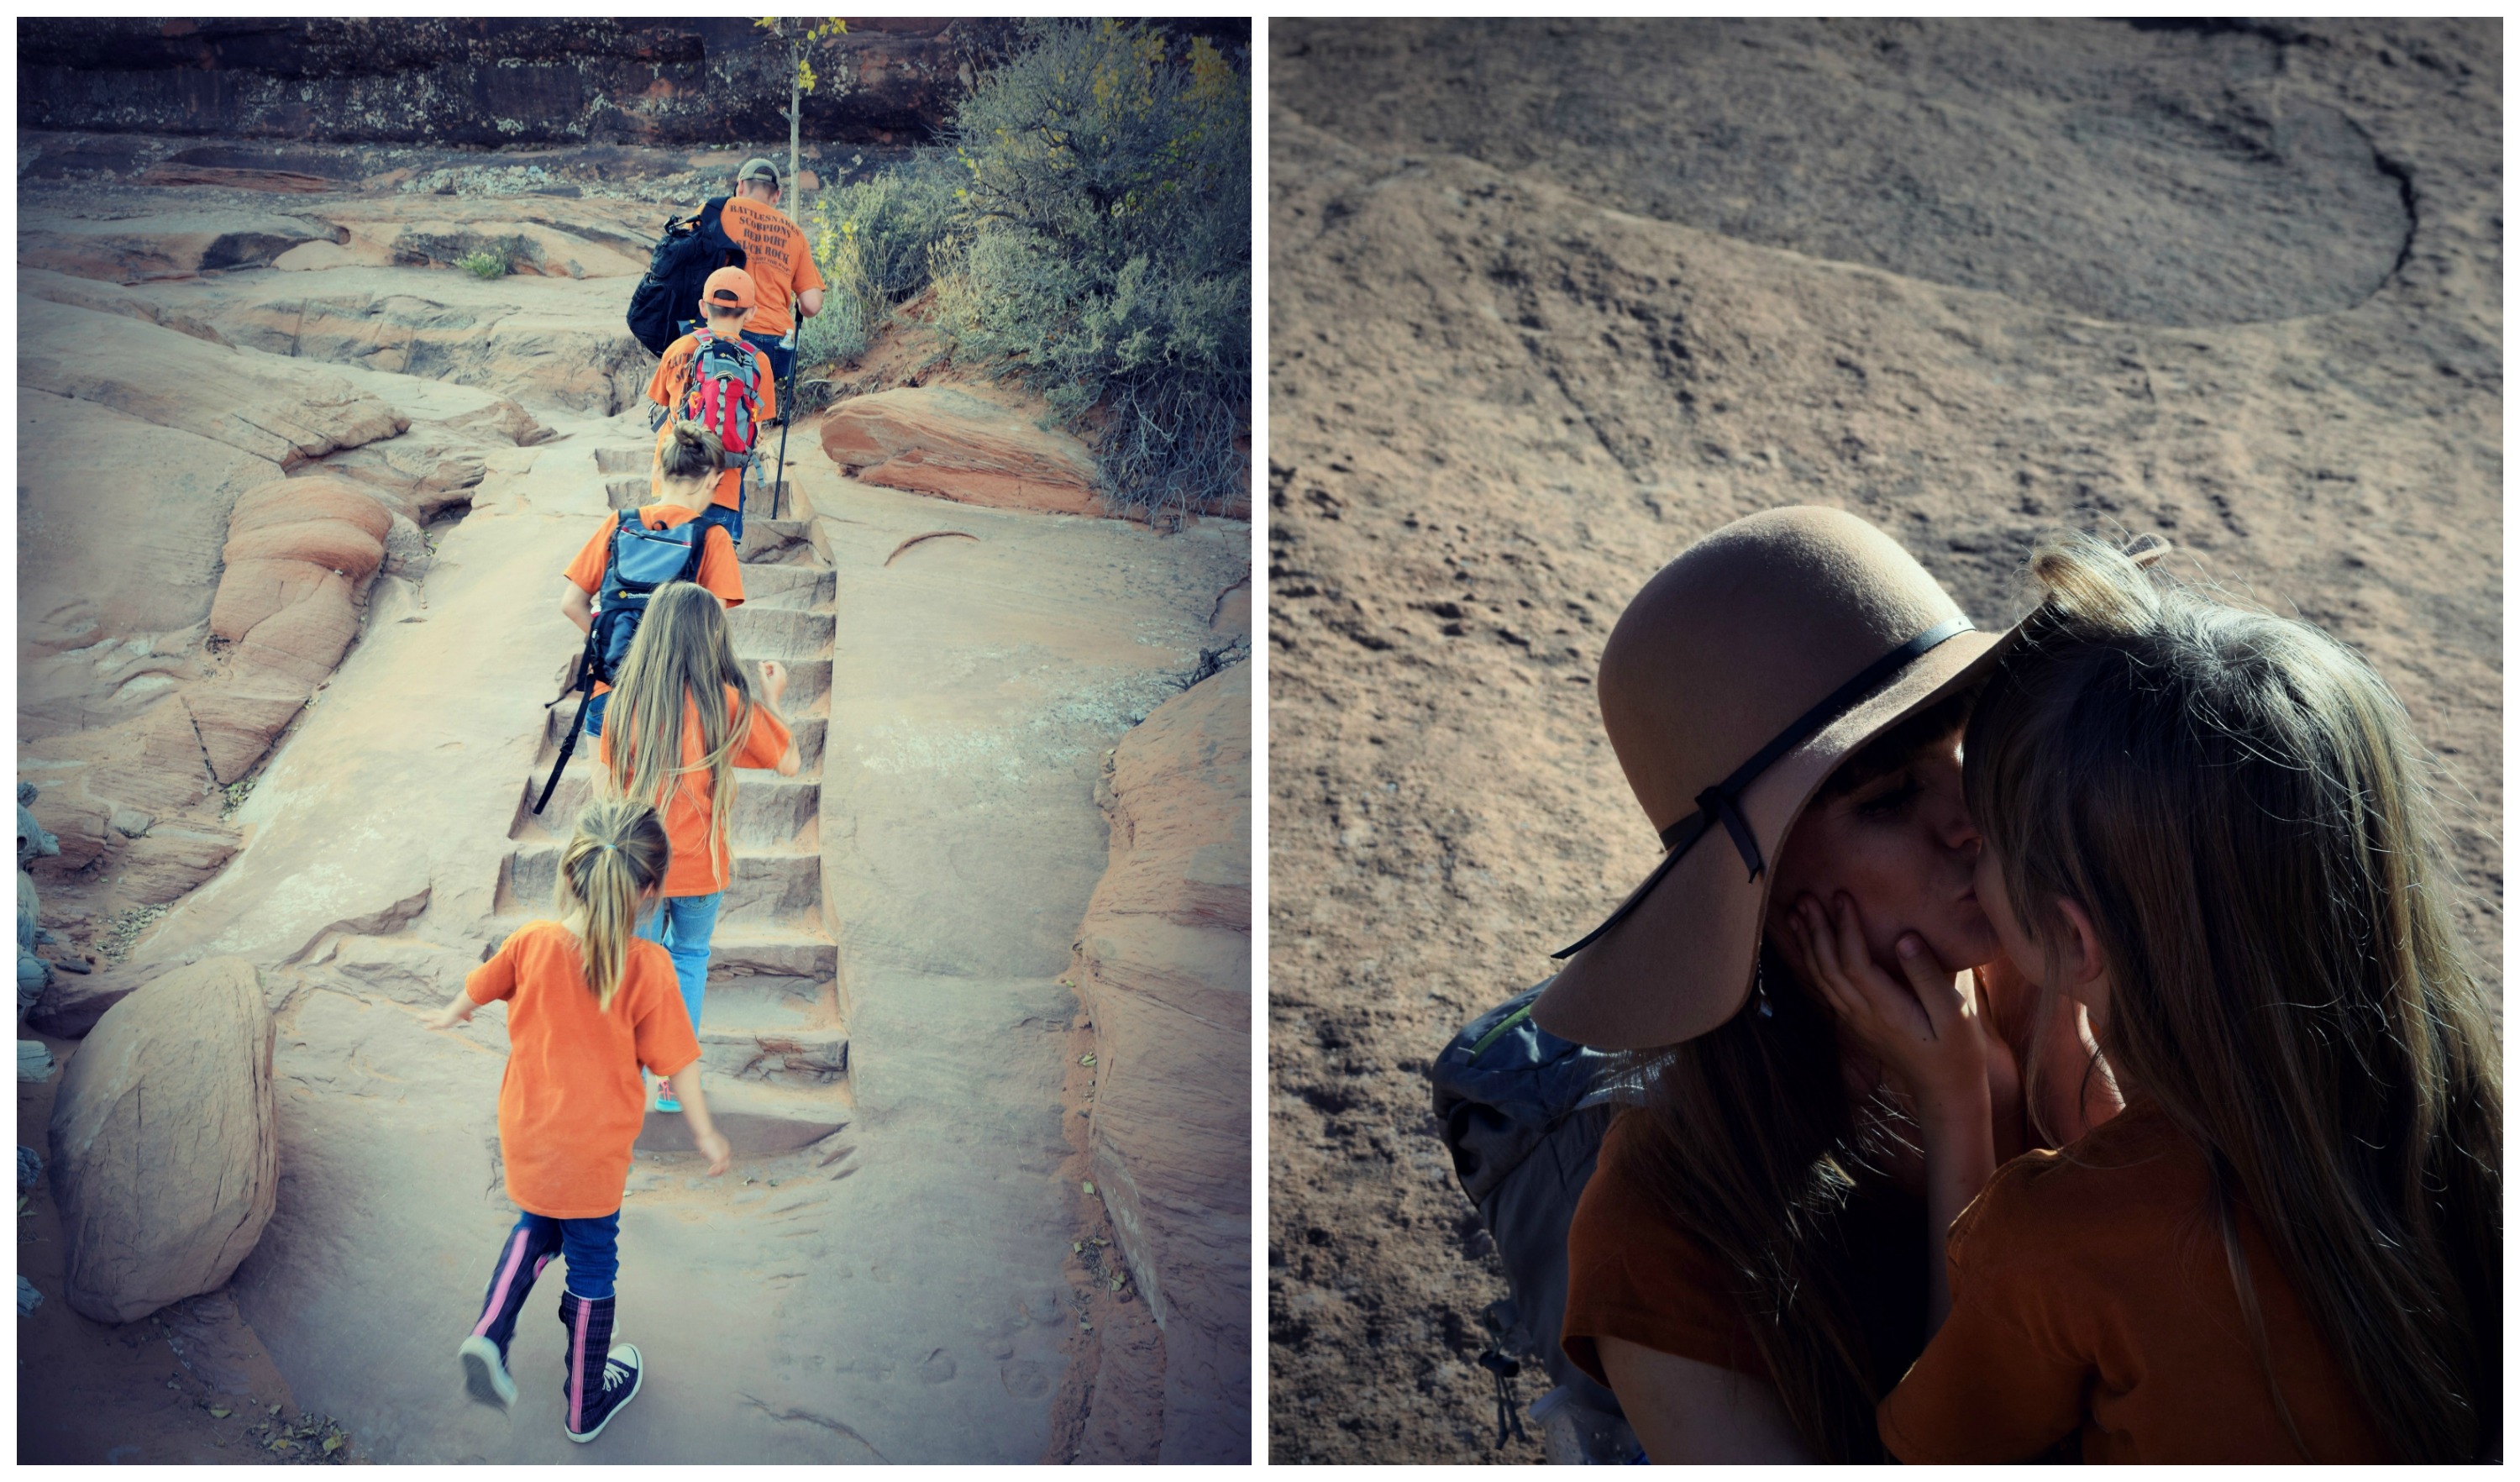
[701,266,756,311]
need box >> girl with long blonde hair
[426,798,734,1441]
[596,580,801,1112]
[1811,535,2499,1462]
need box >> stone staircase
[491,440,848,1155]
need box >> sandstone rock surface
[822,386,1106,517]
[1071,661,1252,1462]
[47,956,279,1323]
[16,210,346,283]
[23,297,405,466]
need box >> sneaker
[564,1343,643,1443]
[458,1334,517,1407]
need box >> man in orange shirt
[717,157,826,387]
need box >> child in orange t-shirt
[596,581,800,1111]
[645,265,778,540]
[1793,535,2500,1464]
[426,798,735,1443]
[560,421,748,740]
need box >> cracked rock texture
[46,957,279,1324]
[1069,660,1253,1461]
[1267,18,2499,1464]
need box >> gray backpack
[1431,980,1649,1463]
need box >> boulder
[26,965,140,1041]
[822,386,1108,518]
[207,288,654,416]
[47,956,279,1324]
[1069,660,1252,1462]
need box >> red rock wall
[1069,661,1251,1461]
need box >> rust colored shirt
[596,684,792,898]
[1878,1101,2389,1464]
[645,332,778,509]
[716,194,826,339]
[465,921,700,1219]
[1562,1107,1924,1395]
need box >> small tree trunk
[789,42,805,227]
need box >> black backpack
[1431,980,1651,1461]
[626,198,747,357]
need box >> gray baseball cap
[736,157,780,186]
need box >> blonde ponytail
[554,797,672,1010]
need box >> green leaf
[323,1435,344,1454]
[208,1407,231,1419]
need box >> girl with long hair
[1830,535,2499,1462]
[596,580,801,1112]
[426,798,734,1442]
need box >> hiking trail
[17,169,1249,1463]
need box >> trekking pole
[533,638,601,815]
[770,367,795,522]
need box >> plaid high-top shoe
[558,1289,643,1443]
[457,1221,561,1406]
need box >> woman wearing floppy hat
[1537,507,2116,1462]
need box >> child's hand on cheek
[1790,893,1990,1122]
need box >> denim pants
[476,1208,622,1317]
[637,891,722,1034]
[740,328,795,386]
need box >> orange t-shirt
[715,194,826,339]
[1562,1107,1924,1394]
[596,685,792,898]
[645,332,779,510]
[465,921,701,1219]
[1878,1101,2389,1464]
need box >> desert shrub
[452,235,530,279]
[935,21,1251,518]
[802,152,962,367]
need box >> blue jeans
[637,891,722,1034]
[741,328,795,386]
[478,1209,621,1313]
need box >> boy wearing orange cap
[645,265,778,540]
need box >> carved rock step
[538,702,827,770]
[498,846,822,928]
[727,605,835,662]
[633,1077,849,1156]
[512,770,820,851]
[472,919,834,1001]
[695,1022,848,1086]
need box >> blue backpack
[530,509,728,815]
[1431,980,1650,1461]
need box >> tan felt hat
[1530,506,2011,1051]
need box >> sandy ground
[1265,18,2499,1464]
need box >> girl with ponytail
[1820,534,2499,1462]
[596,580,800,1112]
[426,797,734,1442]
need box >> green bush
[934,20,1252,519]
[802,152,962,368]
